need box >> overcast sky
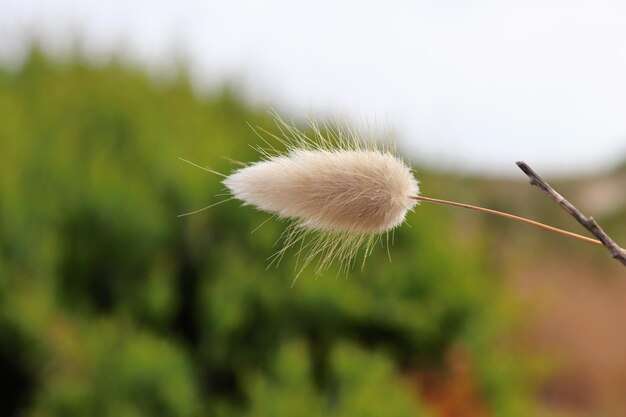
[3,0,626,175]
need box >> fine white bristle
[221,114,420,276]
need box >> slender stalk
[410,195,611,249]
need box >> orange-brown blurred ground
[510,256,626,417]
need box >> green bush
[0,47,536,416]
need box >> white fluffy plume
[223,114,419,275]
[225,149,418,233]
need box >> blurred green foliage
[0,47,536,416]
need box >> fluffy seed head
[225,149,418,234]
[223,113,420,276]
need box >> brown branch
[516,161,626,266]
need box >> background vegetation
[4,46,617,417]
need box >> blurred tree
[0,46,536,417]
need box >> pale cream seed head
[218,113,420,276]
[224,149,419,234]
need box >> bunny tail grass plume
[223,113,419,276]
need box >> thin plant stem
[410,195,617,249]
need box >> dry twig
[516,161,626,267]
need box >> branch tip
[515,161,626,267]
